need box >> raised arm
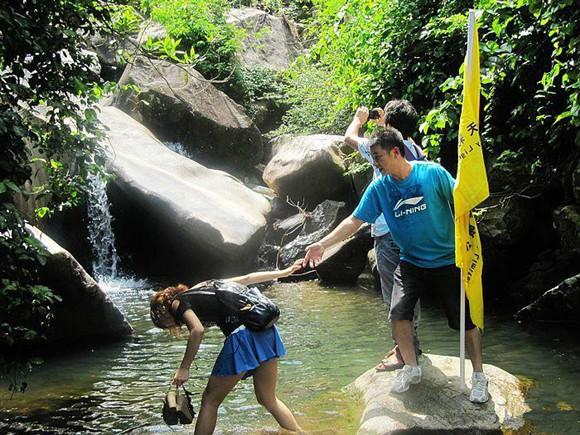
[172,305,205,386]
[303,215,364,268]
[225,260,303,286]
[344,107,385,149]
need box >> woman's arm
[224,260,303,286]
[172,301,205,386]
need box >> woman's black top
[174,282,241,336]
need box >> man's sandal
[375,346,405,372]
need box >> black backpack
[199,280,280,332]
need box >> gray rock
[98,106,270,281]
[316,224,373,284]
[263,135,351,207]
[350,354,530,434]
[478,195,536,248]
[553,205,580,255]
[29,226,133,344]
[514,273,580,325]
[278,200,349,269]
[226,8,301,71]
[114,56,263,174]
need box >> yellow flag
[453,10,489,330]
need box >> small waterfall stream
[86,173,120,280]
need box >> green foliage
[141,0,242,79]
[0,0,111,386]
[233,66,285,117]
[280,0,579,189]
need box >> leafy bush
[141,0,243,79]
[0,0,111,387]
[279,0,579,191]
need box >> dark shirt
[175,285,241,336]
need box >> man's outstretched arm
[303,215,364,268]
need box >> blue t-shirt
[353,161,456,268]
[358,139,425,237]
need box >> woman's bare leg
[195,374,242,435]
[253,358,300,432]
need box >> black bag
[212,280,280,331]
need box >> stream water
[1,276,579,434]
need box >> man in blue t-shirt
[304,127,488,403]
[344,100,424,371]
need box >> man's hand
[303,242,325,268]
[172,367,189,386]
[355,106,370,125]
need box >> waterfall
[86,173,120,280]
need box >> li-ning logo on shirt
[393,196,427,217]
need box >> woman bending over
[150,261,303,434]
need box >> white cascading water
[86,173,120,280]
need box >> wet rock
[316,224,373,284]
[553,205,580,255]
[99,106,270,281]
[514,273,580,325]
[226,8,301,71]
[263,135,351,207]
[350,354,530,434]
[479,195,536,247]
[29,226,133,344]
[114,56,263,175]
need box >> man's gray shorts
[374,232,420,326]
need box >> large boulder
[350,354,530,434]
[263,135,352,207]
[98,106,270,281]
[316,225,373,284]
[29,226,133,344]
[514,273,580,325]
[113,56,263,174]
[226,8,301,71]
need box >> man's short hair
[383,99,418,139]
[369,126,405,157]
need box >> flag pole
[459,9,476,393]
[460,273,466,390]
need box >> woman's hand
[172,367,189,386]
[280,259,304,277]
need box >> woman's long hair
[150,284,189,331]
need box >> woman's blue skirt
[211,325,286,379]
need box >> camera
[368,109,380,120]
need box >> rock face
[29,226,133,344]
[99,106,270,281]
[367,248,381,292]
[114,56,263,174]
[263,135,352,207]
[514,273,580,325]
[226,8,301,71]
[277,200,350,269]
[316,224,373,284]
[350,354,530,434]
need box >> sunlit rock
[263,135,352,207]
[113,56,263,175]
[226,8,301,71]
[350,354,530,434]
[98,106,270,280]
[28,226,133,344]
